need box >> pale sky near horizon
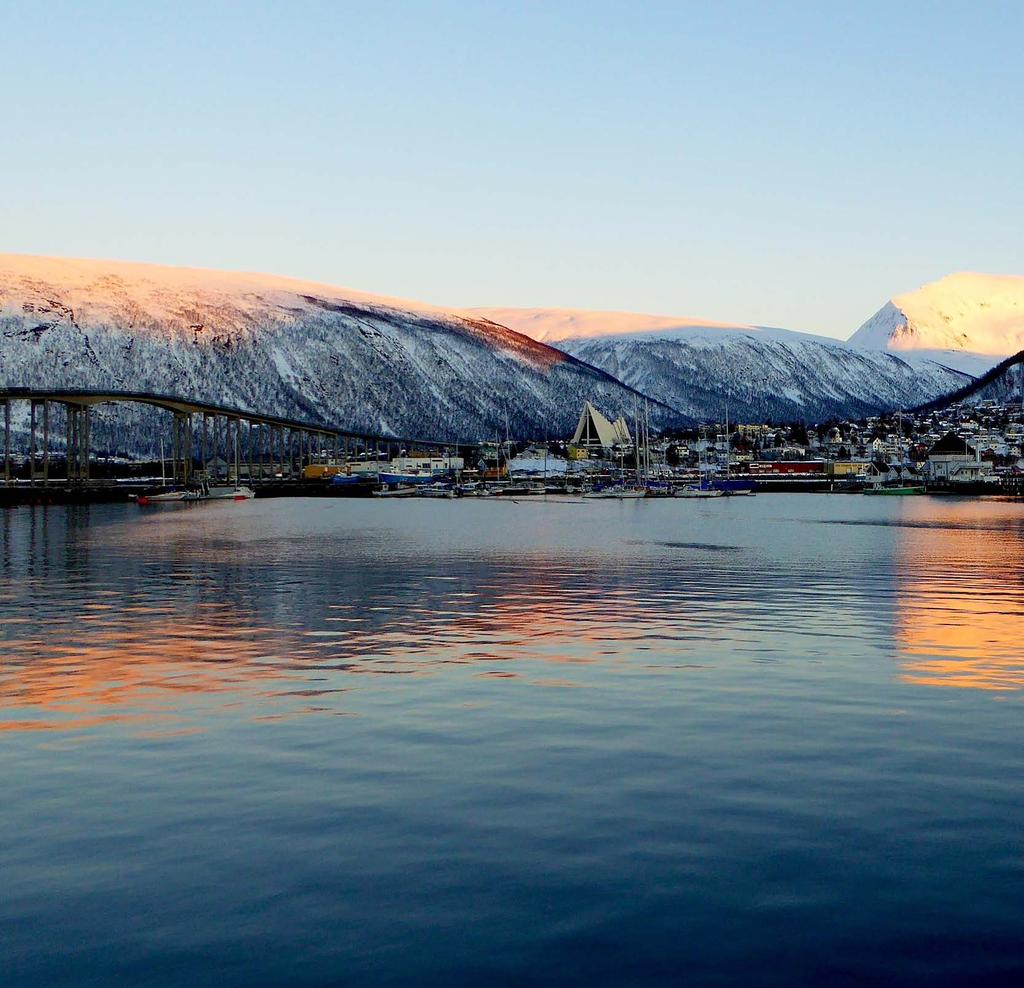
[4,1,1022,338]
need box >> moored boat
[677,485,725,499]
[582,485,647,499]
[136,487,191,506]
[863,484,926,496]
[372,484,421,497]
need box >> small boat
[418,484,457,499]
[582,485,647,499]
[378,471,437,486]
[136,487,190,506]
[372,484,421,497]
[677,485,725,499]
[196,484,255,501]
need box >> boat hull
[864,486,926,496]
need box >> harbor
[5,388,1024,505]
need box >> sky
[3,1,1023,338]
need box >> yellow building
[828,460,871,478]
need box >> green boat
[864,484,927,496]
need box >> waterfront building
[924,432,997,484]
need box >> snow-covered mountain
[0,255,683,452]
[849,273,1024,374]
[472,308,971,423]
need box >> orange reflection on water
[0,605,312,734]
[892,504,1024,691]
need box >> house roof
[928,431,972,456]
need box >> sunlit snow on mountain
[473,307,972,423]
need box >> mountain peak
[849,271,1024,360]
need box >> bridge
[0,388,459,487]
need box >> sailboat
[201,430,255,499]
[677,425,724,498]
[136,438,191,504]
[713,404,756,495]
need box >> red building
[748,460,827,475]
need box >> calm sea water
[2,494,1023,986]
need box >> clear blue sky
[4,1,1022,337]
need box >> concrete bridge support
[29,399,50,485]
[2,400,10,485]
[171,412,193,483]
[64,403,90,481]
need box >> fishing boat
[418,483,457,499]
[329,473,364,487]
[378,471,436,486]
[864,484,926,496]
[372,484,420,498]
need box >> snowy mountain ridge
[0,254,680,450]
[473,306,973,424]
[470,306,831,347]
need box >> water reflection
[3,497,1024,739]
[890,499,1024,690]
[5,497,1024,987]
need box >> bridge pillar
[83,407,90,480]
[225,417,234,482]
[2,400,10,485]
[65,404,74,481]
[200,413,209,479]
[28,400,36,485]
[168,411,192,484]
[246,420,254,485]
[68,405,91,482]
[171,413,179,482]
[42,401,50,485]
[64,404,78,481]
[231,417,240,482]
[28,399,52,486]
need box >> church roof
[928,432,972,456]
[570,401,632,447]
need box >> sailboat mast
[644,400,650,480]
[634,402,640,481]
[725,403,730,481]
